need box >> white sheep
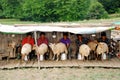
[33,43,48,61]
[96,42,109,60]
[49,43,68,61]
[21,43,32,61]
[79,44,91,60]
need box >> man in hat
[98,32,110,46]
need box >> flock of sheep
[20,41,109,62]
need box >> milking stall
[0,22,120,69]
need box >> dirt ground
[0,67,120,80]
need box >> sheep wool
[21,43,32,55]
[49,43,68,60]
[36,43,48,55]
[87,41,98,51]
[79,44,91,57]
[96,42,109,55]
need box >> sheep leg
[13,48,16,58]
[95,54,98,60]
[83,56,85,61]
[37,54,40,61]
[56,54,59,61]
[20,54,25,64]
[37,54,40,69]
[22,54,25,61]
[87,56,89,61]
[53,54,55,60]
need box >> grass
[0,17,120,25]
[0,68,120,80]
[0,19,36,25]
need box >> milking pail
[61,53,67,60]
[102,53,107,60]
[78,54,83,60]
[24,55,28,61]
[40,55,44,61]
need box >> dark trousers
[29,50,36,60]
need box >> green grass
[0,16,120,25]
[0,19,36,25]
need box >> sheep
[87,40,98,51]
[33,43,48,61]
[79,44,91,60]
[96,42,109,60]
[7,41,17,58]
[49,43,68,61]
[21,43,32,61]
[87,40,98,60]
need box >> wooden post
[34,31,40,69]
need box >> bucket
[102,53,107,60]
[61,53,67,60]
[78,54,83,60]
[24,55,28,61]
[40,55,44,61]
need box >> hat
[76,34,82,37]
[63,32,68,36]
[26,32,32,36]
[101,32,106,36]
[40,32,45,36]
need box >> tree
[0,0,111,22]
[86,1,108,19]
[20,0,91,22]
[98,0,120,14]
[0,0,22,18]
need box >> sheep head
[32,44,38,50]
[49,43,57,54]
[49,43,56,50]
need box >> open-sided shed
[0,22,115,59]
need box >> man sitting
[60,32,71,59]
[37,32,49,59]
[98,32,110,46]
[37,32,48,46]
[22,32,35,60]
[98,32,111,59]
[75,34,89,58]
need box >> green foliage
[0,0,22,18]
[98,0,120,14]
[0,0,118,22]
[86,1,108,19]
[20,0,91,22]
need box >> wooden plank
[0,58,120,69]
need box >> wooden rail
[0,58,120,69]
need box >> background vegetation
[0,0,120,22]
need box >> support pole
[34,31,37,46]
[33,31,40,69]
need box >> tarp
[0,24,115,34]
[114,21,120,25]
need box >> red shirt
[37,37,48,46]
[22,37,34,46]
